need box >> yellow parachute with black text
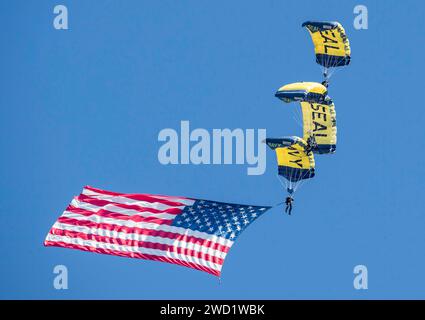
[301,100,337,154]
[302,21,351,79]
[275,82,337,154]
[265,137,315,194]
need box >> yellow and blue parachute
[275,82,337,154]
[302,21,351,79]
[300,101,337,154]
[275,82,329,104]
[265,137,315,194]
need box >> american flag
[44,186,271,276]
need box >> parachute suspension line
[276,174,288,192]
[296,173,308,192]
[294,165,304,192]
[292,105,304,130]
[292,112,303,129]
[323,66,329,82]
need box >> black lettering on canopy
[287,147,300,157]
[320,31,338,44]
[310,103,319,111]
[312,111,327,121]
[310,104,327,113]
[313,121,328,136]
[287,147,303,168]
[320,32,340,54]
[290,158,303,168]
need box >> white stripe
[46,234,222,272]
[51,222,228,259]
[60,210,233,248]
[149,194,196,206]
[71,198,177,220]
[82,188,194,210]
[84,187,196,206]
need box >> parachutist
[306,136,318,154]
[321,79,329,88]
[285,196,294,215]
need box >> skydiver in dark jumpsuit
[285,196,294,215]
[305,136,317,155]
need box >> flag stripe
[83,186,195,206]
[73,196,182,217]
[66,206,173,225]
[44,240,220,276]
[54,218,231,253]
[76,194,185,212]
[48,228,225,264]
[51,221,231,254]
[57,214,233,248]
[45,234,222,273]
[83,186,195,208]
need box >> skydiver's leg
[288,204,292,215]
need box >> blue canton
[171,200,271,240]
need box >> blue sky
[1,0,424,299]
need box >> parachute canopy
[274,85,337,154]
[301,101,337,154]
[265,137,315,194]
[302,21,351,75]
[275,82,329,104]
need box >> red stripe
[83,186,190,207]
[56,216,231,254]
[44,240,220,277]
[66,205,172,225]
[76,194,183,214]
[49,228,224,265]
